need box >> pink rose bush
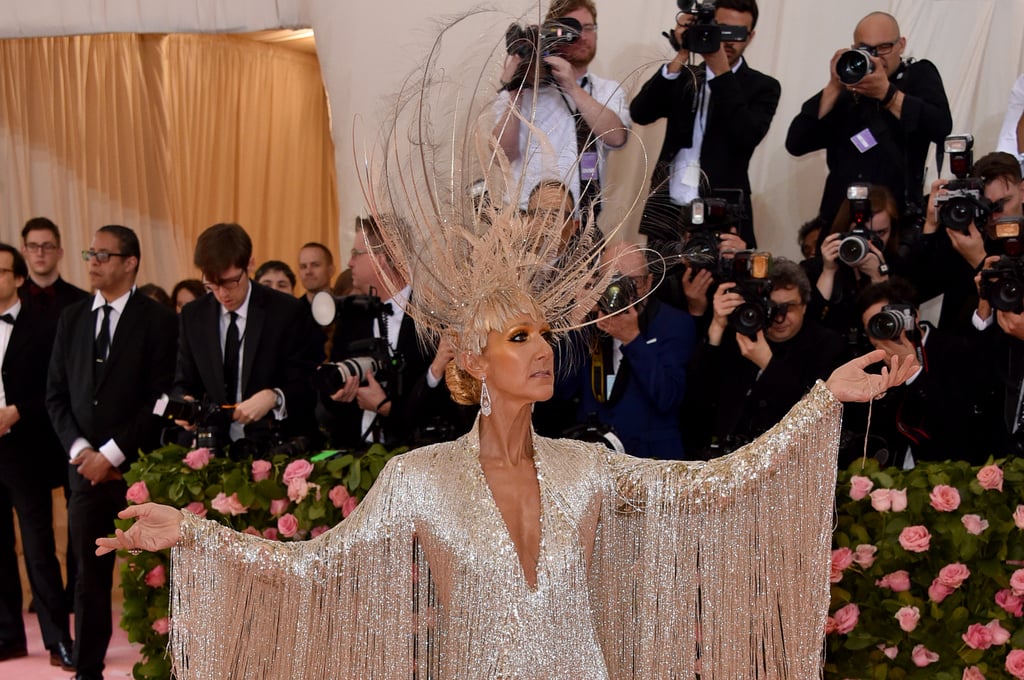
[829,457,1024,678]
[183,447,212,470]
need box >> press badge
[580,151,599,181]
[850,128,878,153]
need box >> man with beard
[493,0,629,220]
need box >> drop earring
[480,375,492,416]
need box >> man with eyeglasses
[46,225,177,680]
[492,0,629,221]
[19,217,88,324]
[786,11,952,227]
[630,0,779,249]
[174,223,321,452]
[684,259,846,457]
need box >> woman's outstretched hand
[95,503,184,556]
[824,349,918,403]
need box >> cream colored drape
[0,32,338,292]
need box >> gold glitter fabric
[170,382,841,679]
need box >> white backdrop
[2,0,1023,260]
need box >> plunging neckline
[472,439,545,592]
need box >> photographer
[492,0,629,217]
[684,258,846,456]
[805,184,904,347]
[319,216,470,449]
[839,278,998,468]
[559,243,695,459]
[630,0,779,248]
[785,11,952,225]
[174,223,321,452]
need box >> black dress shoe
[0,639,28,661]
[49,640,75,671]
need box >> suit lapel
[4,308,34,371]
[240,285,265,398]
[198,298,227,403]
[96,293,142,390]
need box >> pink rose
[849,475,873,500]
[251,459,272,482]
[895,605,920,632]
[277,513,299,538]
[262,527,279,541]
[910,644,938,668]
[995,589,1024,617]
[929,484,961,511]
[310,525,329,539]
[144,564,166,588]
[962,622,994,649]
[269,498,289,517]
[852,544,877,569]
[287,478,311,503]
[876,570,911,592]
[183,501,207,518]
[151,617,169,635]
[125,481,150,504]
[986,619,1010,646]
[329,485,351,509]
[831,547,854,582]
[210,492,247,516]
[898,525,932,552]
[832,603,859,634]
[282,459,314,484]
[1011,569,1024,596]
[342,495,358,518]
[977,464,1004,491]
[1014,505,1024,530]
[889,488,908,512]
[962,514,990,535]
[1006,649,1024,679]
[242,526,261,536]
[183,447,212,470]
[937,563,971,589]
[929,580,954,602]
[877,644,898,660]
[869,488,892,512]
[963,666,986,680]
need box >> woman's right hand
[95,503,184,556]
[820,232,841,271]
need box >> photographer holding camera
[785,11,951,226]
[492,0,629,218]
[174,223,321,454]
[684,258,846,457]
[557,243,695,459]
[630,0,779,248]
[839,278,998,468]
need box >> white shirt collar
[220,280,253,320]
[91,287,134,314]
[0,298,21,319]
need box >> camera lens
[730,301,766,337]
[867,311,900,340]
[835,49,873,85]
[838,235,868,266]
[939,197,975,234]
[993,278,1024,314]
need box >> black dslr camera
[719,250,773,339]
[837,183,884,267]
[979,217,1024,314]
[154,394,235,456]
[936,135,994,234]
[666,0,749,54]
[656,190,748,275]
[865,304,917,341]
[503,17,581,90]
[598,274,638,315]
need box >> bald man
[786,11,951,226]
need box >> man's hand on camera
[356,372,391,416]
[667,15,693,73]
[947,222,986,270]
[998,308,1024,341]
[596,307,640,345]
[173,394,197,431]
[825,49,847,91]
[846,55,889,100]
[709,281,742,346]
[330,375,360,404]
[736,329,773,370]
[233,388,276,425]
[975,255,1000,322]
[717,230,747,255]
[704,43,730,77]
[543,55,576,93]
[682,266,713,316]
[923,178,948,234]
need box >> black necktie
[0,314,14,324]
[94,305,112,364]
[574,76,600,219]
[382,302,394,316]
[224,311,240,402]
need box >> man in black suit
[320,216,468,449]
[175,223,320,453]
[630,0,780,247]
[46,225,177,680]
[0,244,73,669]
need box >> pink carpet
[2,609,139,679]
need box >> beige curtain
[0,32,338,292]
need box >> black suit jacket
[631,59,781,246]
[174,283,320,439]
[0,304,66,486]
[46,291,178,468]
[19,276,89,327]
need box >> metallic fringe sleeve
[593,381,843,679]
